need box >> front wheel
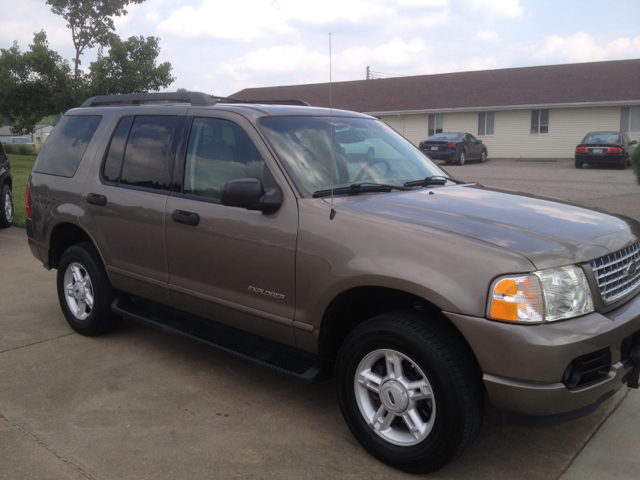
[57,243,121,336]
[336,313,483,473]
[480,150,487,163]
[0,184,13,228]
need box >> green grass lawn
[8,153,36,228]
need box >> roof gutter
[365,100,640,117]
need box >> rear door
[164,111,299,345]
[81,108,186,303]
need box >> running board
[111,296,323,383]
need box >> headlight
[489,266,594,323]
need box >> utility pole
[366,66,370,80]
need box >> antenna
[329,33,336,220]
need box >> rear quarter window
[33,115,102,177]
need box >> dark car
[419,132,487,165]
[575,131,637,169]
[0,142,13,228]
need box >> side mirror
[631,140,638,146]
[477,139,483,144]
[221,177,282,214]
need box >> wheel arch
[48,222,96,270]
[318,285,481,374]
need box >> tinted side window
[183,118,264,200]
[120,116,178,190]
[102,116,133,183]
[33,115,102,177]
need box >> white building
[232,59,640,159]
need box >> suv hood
[344,184,640,270]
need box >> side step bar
[112,296,323,384]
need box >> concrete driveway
[1,159,639,479]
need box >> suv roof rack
[215,97,311,107]
[81,92,216,107]
[80,92,311,108]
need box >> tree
[46,0,145,79]
[88,35,175,95]
[0,31,78,134]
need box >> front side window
[33,115,102,177]
[428,114,443,136]
[183,117,265,200]
[120,116,179,190]
[478,111,495,136]
[620,106,640,133]
[259,116,446,197]
[531,109,549,134]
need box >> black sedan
[419,132,487,165]
[575,131,637,169]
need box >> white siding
[382,107,633,158]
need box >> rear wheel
[0,184,13,228]
[57,243,121,336]
[575,159,583,169]
[457,150,466,165]
[336,312,483,473]
[616,157,626,169]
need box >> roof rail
[214,96,311,107]
[80,92,311,108]
[80,92,216,107]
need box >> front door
[165,113,299,345]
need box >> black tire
[616,157,626,169]
[56,242,121,336]
[575,159,583,169]
[457,150,466,165]
[336,312,483,474]
[0,184,13,228]
[479,150,487,163]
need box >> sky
[1,0,639,97]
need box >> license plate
[593,149,602,154]
[431,146,438,151]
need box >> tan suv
[26,92,640,473]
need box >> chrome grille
[589,242,640,303]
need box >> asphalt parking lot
[1,158,639,479]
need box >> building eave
[366,100,640,117]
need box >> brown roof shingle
[230,59,640,113]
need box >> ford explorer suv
[26,92,640,473]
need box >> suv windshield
[259,116,446,197]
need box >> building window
[620,106,640,133]
[428,114,443,136]
[530,109,549,134]
[478,112,495,136]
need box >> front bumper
[446,291,640,416]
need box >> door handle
[172,210,200,226]
[87,193,107,206]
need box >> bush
[16,144,32,155]
[3,143,15,154]
[632,143,640,185]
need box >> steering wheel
[354,159,391,182]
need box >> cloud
[158,0,292,41]
[474,31,501,43]
[533,32,607,63]
[470,0,524,19]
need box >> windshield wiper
[403,176,467,187]
[312,183,411,198]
